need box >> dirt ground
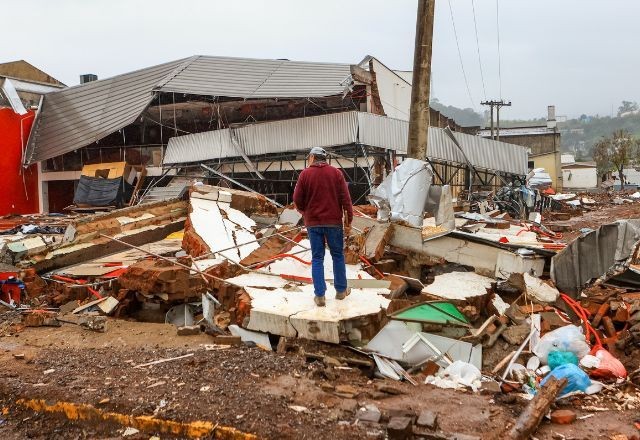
[549,200,640,243]
[0,320,637,440]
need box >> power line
[471,0,487,100]
[447,0,477,111]
[496,0,503,99]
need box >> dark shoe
[314,295,326,307]
[335,288,351,300]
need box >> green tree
[592,129,639,188]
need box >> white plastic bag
[533,325,590,364]
[425,360,482,392]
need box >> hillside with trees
[429,99,484,127]
[433,100,640,162]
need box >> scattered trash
[122,427,140,437]
[425,360,482,392]
[540,364,591,396]
[1,172,639,440]
[534,325,590,364]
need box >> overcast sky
[3,0,639,119]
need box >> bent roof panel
[163,111,529,175]
[24,58,191,164]
[24,55,353,165]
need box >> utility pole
[407,0,436,160]
[481,100,511,141]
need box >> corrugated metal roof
[24,58,191,164]
[157,57,352,98]
[164,111,529,175]
[24,55,353,165]
[163,112,358,165]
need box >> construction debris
[3,179,640,440]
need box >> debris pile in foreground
[1,181,639,439]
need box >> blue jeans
[307,227,347,297]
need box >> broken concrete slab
[495,250,545,279]
[30,220,186,273]
[244,284,390,343]
[63,199,187,244]
[22,311,60,327]
[238,225,300,267]
[363,223,394,262]
[353,217,553,278]
[422,271,492,301]
[523,273,559,303]
[184,194,260,263]
[0,236,52,264]
[224,272,290,289]
[189,184,278,218]
[278,208,303,225]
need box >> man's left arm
[337,170,353,226]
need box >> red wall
[0,108,39,215]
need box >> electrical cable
[471,0,487,100]
[447,0,477,111]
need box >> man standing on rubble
[293,147,353,307]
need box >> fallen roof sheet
[551,220,640,296]
[24,55,353,165]
[163,111,529,175]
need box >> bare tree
[618,100,639,117]
[593,130,638,189]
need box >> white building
[561,162,598,189]
[621,167,640,187]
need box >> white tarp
[370,158,433,227]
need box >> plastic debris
[540,364,591,396]
[425,360,482,392]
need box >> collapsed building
[22,54,528,211]
[0,54,638,440]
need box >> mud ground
[0,320,636,440]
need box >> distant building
[562,161,598,189]
[620,167,640,188]
[0,60,65,107]
[478,106,562,191]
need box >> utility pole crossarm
[481,100,511,141]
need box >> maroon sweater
[293,162,353,227]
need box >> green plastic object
[547,351,579,370]
[388,301,469,326]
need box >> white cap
[309,147,327,157]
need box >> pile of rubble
[1,177,639,439]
